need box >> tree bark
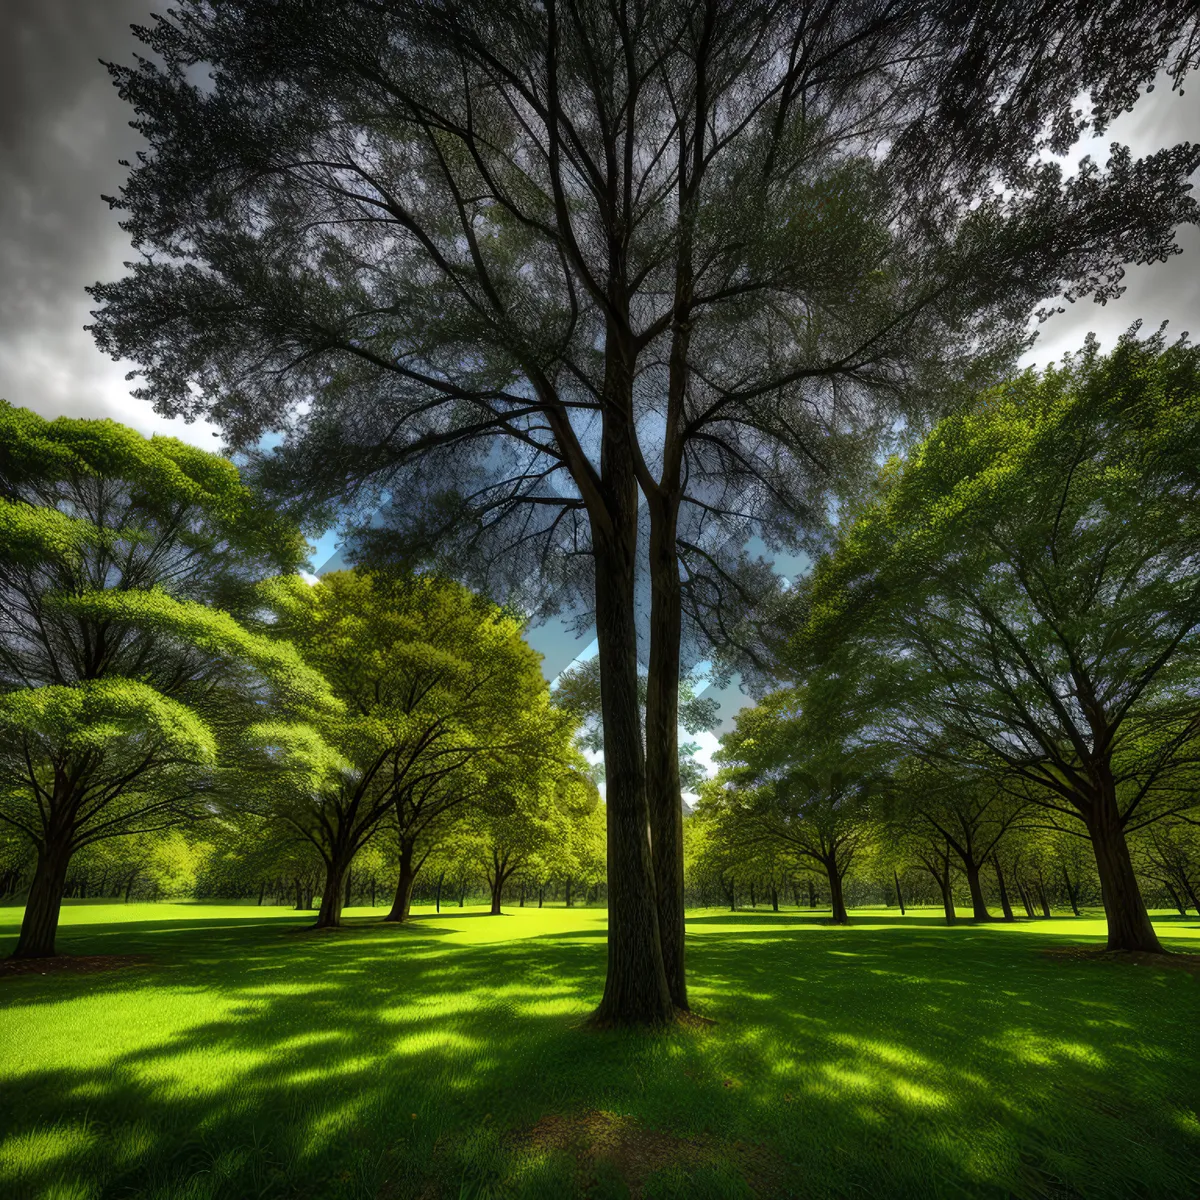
[807,879,816,908]
[1164,882,1186,916]
[1036,876,1052,918]
[771,885,779,913]
[645,489,688,1010]
[993,856,1014,921]
[939,878,956,924]
[894,869,906,915]
[965,861,992,921]
[13,835,73,958]
[1017,881,1036,918]
[825,860,849,925]
[1085,795,1164,952]
[315,856,348,929]
[385,841,420,922]
[435,870,444,914]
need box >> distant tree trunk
[807,879,816,908]
[538,885,545,908]
[1164,882,1186,916]
[725,875,736,911]
[894,869,906,915]
[1183,879,1200,917]
[294,877,304,910]
[825,860,849,925]
[257,881,266,906]
[435,870,445,914]
[385,841,420,922]
[371,876,377,907]
[1036,875,1052,919]
[488,853,511,915]
[458,878,466,907]
[519,882,526,907]
[125,871,137,903]
[13,834,73,959]
[965,861,992,921]
[750,881,757,909]
[1062,865,1081,917]
[771,885,779,912]
[993,856,1014,922]
[564,877,573,908]
[1085,793,1164,952]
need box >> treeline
[694,332,1200,950]
[0,405,600,957]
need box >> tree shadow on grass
[0,913,1197,1199]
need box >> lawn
[0,903,1197,1200]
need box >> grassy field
[0,902,1197,1200]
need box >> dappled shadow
[0,907,1197,1199]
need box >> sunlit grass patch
[0,902,1197,1198]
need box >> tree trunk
[564,877,573,908]
[490,879,503,915]
[771,885,779,913]
[993,856,1014,921]
[344,867,354,910]
[939,877,956,924]
[1183,879,1200,917]
[1085,795,1164,953]
[1062,865,1081,917]
[1016,881,1035,918]
[13,836,73,958]
[371,876,377,907]
[807,879,816,908]
[1164,882,1186,916]
[965,861,992,921]
[519,882,525,907]
[435,870,444,914]
[125,872,136,902]
[750,881,757,909]
[825,861,849,925]
[538,886,544,909]
[645,494,688,1011]
[385,841,420,922]
[315,857,348,929]
[894,869,906,915]
[1036,876,1052,918]
[257,881,266,907]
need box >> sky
[4,1,1199,772]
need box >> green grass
[0,902,1197,1200]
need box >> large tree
[794,331,1200,953]
[90,0,1200,1018]
[0,405,326,957]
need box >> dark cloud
[0,0,213,439]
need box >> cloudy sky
[3,2,1199,761]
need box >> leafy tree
[0,405,325,957]
[795,332,1200,952]
[887,761,1026,920]
[709,687,881,924]
[1136,820,1200,915]
[90,0,1200,1019]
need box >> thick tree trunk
[993,856,1014,921]
[646,492,688,1011]
[1085,795,1164,953]
[385,842,420,922]
[894,869,906,915]
[315,857,348,929]
[13,836,73,959]
[965,862,992,920]
[826,862,849,925]
[344,867,354,910]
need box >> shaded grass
[0,901,1197,1199]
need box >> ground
[0,903,1197,1200]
